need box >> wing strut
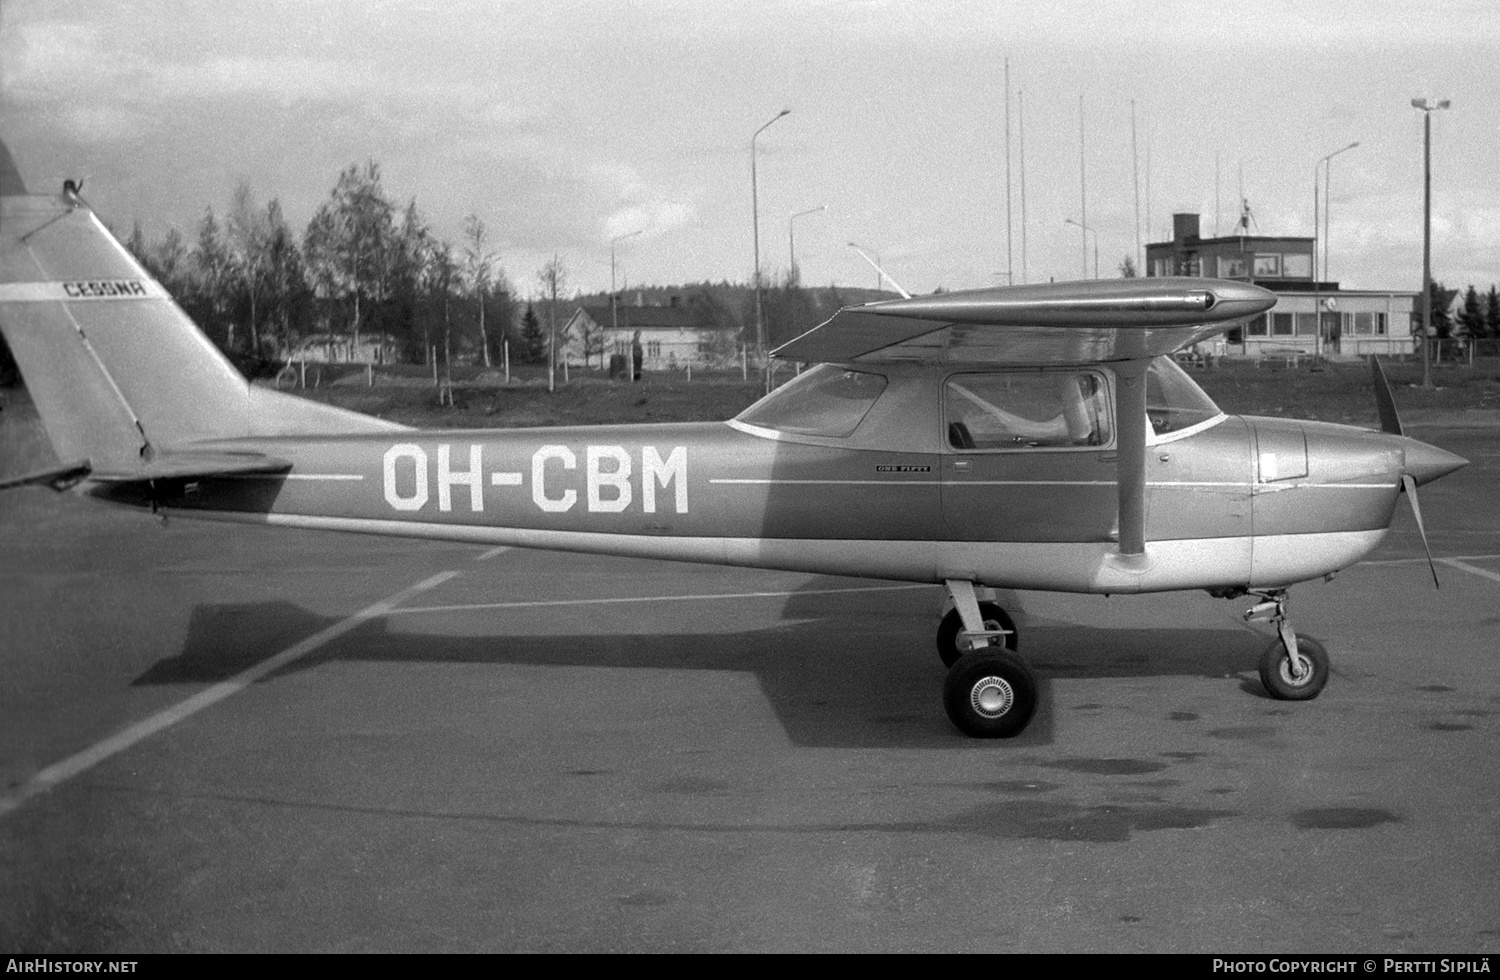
[1114,359,1149,558]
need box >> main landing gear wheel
[1258,636,1329,701]
[936,602,1018,668]
[943,651,1037,738]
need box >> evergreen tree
[1424,281,1456,340]
[1458,285,1485,339]
[519,303,547,364]
[1486,285,1500,341]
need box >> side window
[946,372,1112,450]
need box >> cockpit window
[1146,356,1222,435]
[945,370,1111,450]
[736,364,888,437]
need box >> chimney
[1173,213,1201,243]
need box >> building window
[1217,256,1248,278]
[1247,314,1269,336]
[1254,254,1281,277]
[1151,257,1171,277]
[1283,254,1312,278]
[1272,313,1294,336]
[1294,312,1317,335]
[1353,312,1388,335]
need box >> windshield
[1146,356,1222,435]
[736,365,888,437]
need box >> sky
[2,0,1497,300]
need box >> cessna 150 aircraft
[0,140,1468,738]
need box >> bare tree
[462,213,496,368]
[193,207,232,348]
[302,162,397,358]
[537,255,567,392]
[227,181,272,356]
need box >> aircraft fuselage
[89,362,1426,596]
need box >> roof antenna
[1237,197,1257,236]
[846,242,911,299]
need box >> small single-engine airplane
[0,140,1468,738]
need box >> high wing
[774,277,1278,564]
[772,278,1277,364]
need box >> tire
[943,651,1038,738]
[935,602,1018,668]
[1258,636,1329,701]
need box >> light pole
[788,205,825,277]
[1078,94,1087,280]
[1413,98,1450,387]
[610,229,643,373]
[610,229,643,297]
[1321,141,1359,285]
[751,108,790,373]
[1312,141,1358,359]
[1065,218,1098,279]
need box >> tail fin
[0,139,402,479]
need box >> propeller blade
[1371,356,1404,436]
[1402,473,1441,589]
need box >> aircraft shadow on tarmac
[133,576,1271,749]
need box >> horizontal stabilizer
[89,450,292,482]
[775,278,1277,365]
[0,460,91,492]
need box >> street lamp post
[610,229,643,376]
[1412,98,1449,388]
[789,205,825,276]
[751,108,790,377]
[610,229,643,298]
[1312,141,1359,360]
[1064,218,1098,279]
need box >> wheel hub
[1279,655,1312,686]
[970,676,1014,718]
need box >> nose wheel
[1244,590,1330,701]
[940,580,1036,737]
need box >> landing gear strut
[1244,590,1330,701]
[939,580,1035,738]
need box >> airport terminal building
[1146,213,1416,359]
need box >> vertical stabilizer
[0,139,401,476]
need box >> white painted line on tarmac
[391,582,935,617]
[475,546,512,561]
[1438,558,1500,585]
[0,570,461,820]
